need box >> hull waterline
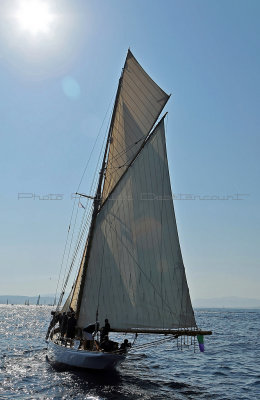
[47,340,126,370]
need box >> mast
[75,61,126,318]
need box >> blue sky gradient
[0,0,259,299]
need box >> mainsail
[65,51,196,331]
[77,119,196,330]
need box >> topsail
[102,50,170,202]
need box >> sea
[0,305,259,400]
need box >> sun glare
[16,0,54,35]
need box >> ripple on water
[0,305,260,399]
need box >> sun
[15,0,54,35]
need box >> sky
[0,0,259,301]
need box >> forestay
[77,120,196,330]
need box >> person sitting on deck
[119,339,131,353]
[100,336,118,352]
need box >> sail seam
[127,50,169,98]
[123,77,166,122]
[104,214,177,320]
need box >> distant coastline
[193,296,260,309]
[0,295,55,306]
[1,295,260,308]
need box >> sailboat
[36,295,40,305]
[46,50,212,370]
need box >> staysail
[101,50,170,202]
[77,119,196,330]
[64,242,88,312]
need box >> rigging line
[61,112,113,310]
[103,59,170,202]
[76,93,115,193]
[102,110,160,199]
[112,336,175,354]
[106,161,130,172]
[104,214,176,320]
[103,132,150,192]
[55,99,114,308]
[84,116,111,201]
[71,208,89,256]
[70,198,94,262]
[111,105,142,139]
[69,128,108,263]
[65,224,88,281]
[103,129,147,198]
[106,160,129,172]
[100,113,168,213]
[109,125,140,157]
[59,201,81,302]
[54,195,77,309]
[58,110,112,306]
[102,100,153,168]
[130,336,175,351]
[102,91,166,174]
[68,198,96,292]
[105,136,144,168]
[107,97,148,143]
[75,79,125,319]
[68,211,93,278]
[95,215,107,317]
[60,198,94,304]
[91,58,130,209]
[106,105,141,144]
[59,201,94,304]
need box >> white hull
[47,340,126,370]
